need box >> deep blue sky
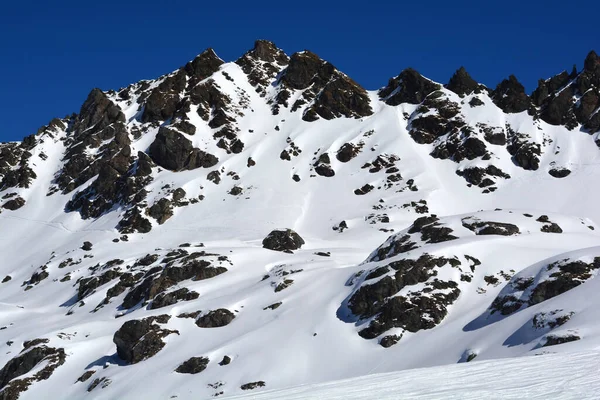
[1,0,598,142]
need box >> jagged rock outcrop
[262,229,305,253]
[236,40,289,93]
[0,343,66,400]
[379,68,441,105]
[491,75,531,113]
[175,356,209,374]
[275,51,373,120]
[446,67,483,96]
[532,51,600,132]
[113,315,178,364]
[148,127,218,171]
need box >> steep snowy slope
[0,41,600,399]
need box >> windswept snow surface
[227,351,600,400]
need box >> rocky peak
[282,51,334,90]
[491,75,531,113]
[74,88,125,136]
[532,50,600,132]
[184,48,224,85]
[584,50,600,73]
[248,40,289,64]
[379,68,441,106]
[446,66,482,97]
[236,40,289,95]
[531,71,571,106]
[273,50,372,121]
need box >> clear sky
[1,0,598,142]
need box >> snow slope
[227,351,600,400]
[0,42,599,399]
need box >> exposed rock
[195,309,235,328]
[379,334,402,348]
[336,143,361,162]
[262,229,305,253]
[184,48,224,86]
[241,381,266,390]
[148,127,218,171]
[491,75,531,113]
[462,219,520,236]
[113,315,178,364]
[354,184,374,195]
[175,356,209,374]
[147,198,173,224]
[0,344,66,399]
[456,166,510,188]
[263,302,282,310]
[543,334,580,347]
[76,370,96,383]
[236,40,289,91]
[446,67,481,96]
[219,355,231,366]
[492,257,600,315]
[549,168,571,178]
[2,197,25,210]
[380,68,441,105]
[149,288,199,309]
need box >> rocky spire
[379,68,441,105]
[235,40,289,93]
[184,48,224,85]
[491,75,531,113]
[246,39,289,64]
[446,66,481,97]
[584,50,600,72]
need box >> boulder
[113,316,178,364]
[262,229,305,252]
[195,309,235,328]
[175,356,209,374]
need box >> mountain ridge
[1,41,600,399]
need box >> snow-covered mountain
[1,40,600,399]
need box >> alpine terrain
[1,40,600,399]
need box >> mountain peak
[584,50,600,72]
[491,74,530,113]
[446,66,481,96]
[184,48,224,84]
[249,39,288,64]
[379,68,441,105]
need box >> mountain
[1,40,600,399]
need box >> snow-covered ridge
[1,42,600,399]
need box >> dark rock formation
[113,315,178,364]
[0,344,66,400]
[462,219,520,236]
[241,381,266,390]
[175,356,209,374]
[492,257,600,315]
[276,51,373,120]
[195,309,235,328]
[379,68,441,105]
[148,127,218,171]
[147,198,173,224]
[149,288,199,309]
[491,75,531,113]
[2,197,25,210]
[262,229,305,252]
[446,67,482,96]
[348,254,462,339]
